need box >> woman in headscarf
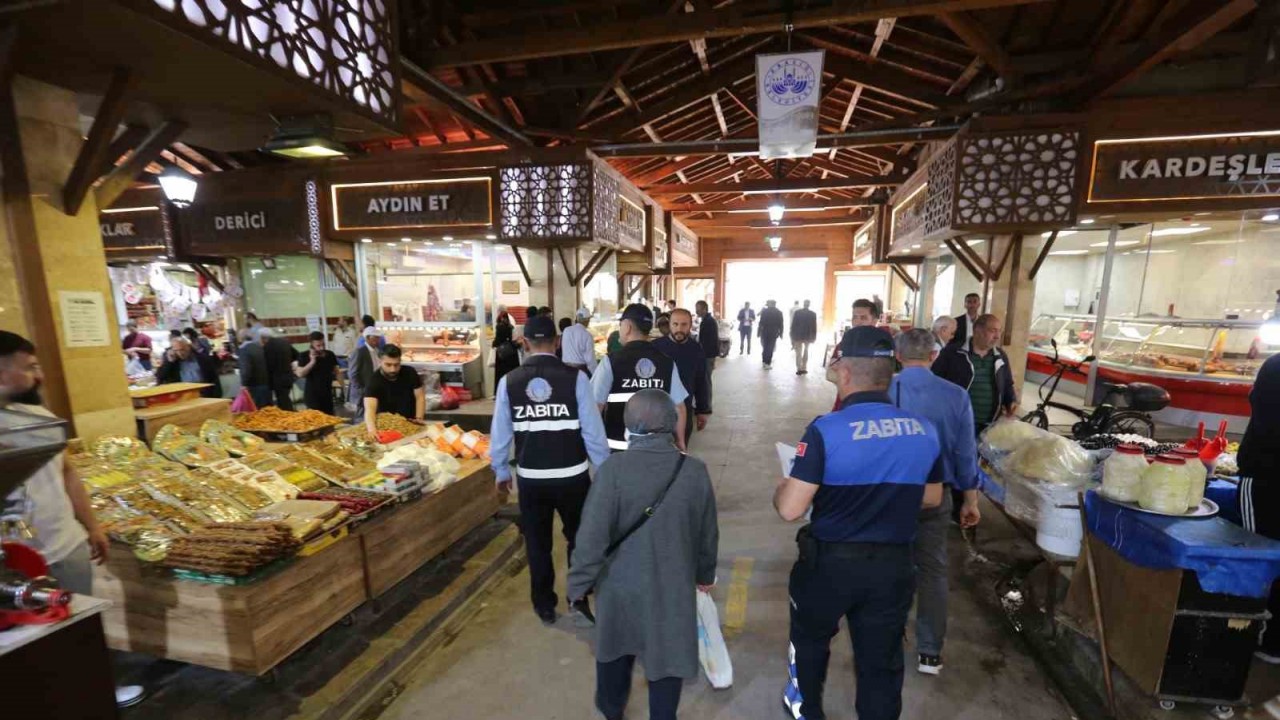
[493,307,519,386]
[568,389,719,720]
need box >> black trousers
[762,335,779,365]
[517,475,591,613]
[272,384,294,411]
[739,328,752,353]
[1239,475,1280,654]
[596,655,683,720]
[682,401,695,448]
[789,539,915,720]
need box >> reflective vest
[604,341,676,451]
[504,355,590,482]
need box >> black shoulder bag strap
[604,453,687,558]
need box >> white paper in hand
[776,442,798,477]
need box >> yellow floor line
[723,556,754,638]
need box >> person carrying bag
[569,389,720,720]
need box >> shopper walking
[653,308,712,447]
[825,298,882,385]
[953,293,981,346]
[791,300,818,375]
[591,304,688,452]
[493,309,520,387]
[355,314,377,351]
[1236,353,1280,661]
[568,390,719,720]
[121,319,154,370]
[349,327,384,422]
[789,300,801,327]
[776,326,944,720]
[933,313,1017,518]
[294,331,340,415]
[236,328,270,408]
[758,300,785,369]
[561,308,598,375]
[260,328,297,411]
[931,316,957,353]
[490,314,610,627]
[736,301,756,355]
[890,329,981,676]
[0,331,146,709]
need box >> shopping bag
[230,387,257,414]
[696,589,733,689]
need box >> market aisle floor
[380,351,1075,720]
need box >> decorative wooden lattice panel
[617,196,646,252]
[593,164,620,248]
[499,164,593,241]
[955,131,1079,226]
[143,0,398,122]
[305,179,322,256]
[924,142,957,235]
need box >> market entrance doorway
[724,258,827,329]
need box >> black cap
[523,314,557,340]
[839,326,895,358]
[620,303,654,333]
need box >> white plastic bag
[696,590,733,689]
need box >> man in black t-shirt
[362,344,424,439]
[295,331,340,415]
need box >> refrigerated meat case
[379,325,483,398]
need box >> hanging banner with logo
[756,51,824,160]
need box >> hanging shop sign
[756,50,824,160]
[1089,131,1280,203]
[670,217,700,267]
[330,177,493,233]
[100,204,172,258]
[178,168,320,257]
[617,195,646,253]
[652,226,669,269]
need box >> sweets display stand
[135,397,231,444]
[129,383,212,409]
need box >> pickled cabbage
[1139,458,1190,514]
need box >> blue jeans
[47,542,93,595]
[349,380,365,421]
[789,541,915,720]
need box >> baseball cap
[839,326,895,358]
[362,326,383,338]
[523,314,557,340]
[620,303,654,333]
[575,307,592,321]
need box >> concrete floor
[378,351,1075,720]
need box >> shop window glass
[366,241,481,324]
[582,253,618,320]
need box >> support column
[0,76,135,440]
[987,234,1038,399]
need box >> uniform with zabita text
[591,341,688,451]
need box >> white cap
[575,307,592,320]
[363,326,383,338]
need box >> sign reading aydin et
[1089,131,1280,202]
[331,177,492,232]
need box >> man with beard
[653,308,711,447]
[121,319,154,370]
[362,344,425,439]
[0,331,145,708]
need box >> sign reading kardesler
[1089,131,1280,202]
[331,177,492,232]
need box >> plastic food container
[1139,454,1190,514]
[1170,448,1208,510]
[1102,444,1148,503]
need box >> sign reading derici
[1089,131,1280,202]
[755,51,824,160]
[331,177,493,231]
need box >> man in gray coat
[569,390,719,720]
[236,328,270,408]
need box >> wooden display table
[92,461,500,675]
[135,397,232,443]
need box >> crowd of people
[487,292,1033,720]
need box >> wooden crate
[356,460,500,598]
[129,383,212,409]
[93,535,366,675]
[134,397,231,444]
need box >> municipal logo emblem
[636,358,656,379]
[763,58,816,107]
[526,377,553,403]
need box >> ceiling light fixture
[1043,230,1077,238]
[1090,240,1140,248]
[486,233,498,240]
[767,203,785,225]
[1151,227,1210,237]
[1080,218,1096,225]
[360,237,371,243]
[157,169,198,207]
[1263,213,1280,222]
[1048,250,1088,256]
[262,114,348,158]
[767,235,782,252]
[442,235,454,241]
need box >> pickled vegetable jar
[1170,449,1208,510]
[1102,444,1148,503]
[1139,455,1190,514]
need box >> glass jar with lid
[1102,444,1148,503]
[1139,455,1190,514]
[1169,448,1208,510]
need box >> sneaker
[918,653,943,675]
[1256,650,1280,665]
[764,363,771,369]
[569,598,596,628]
[116,685,146,708]
[536,608,559,626]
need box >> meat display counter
[380,325,484,398]
[1026,314,1275,433]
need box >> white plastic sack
[696,590,733,689]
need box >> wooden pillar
[988,234,1038,396]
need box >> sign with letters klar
[756,51,824,160]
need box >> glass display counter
[589,320,619,358]
[379,325,483,396]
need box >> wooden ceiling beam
[587,53,759,136]
[591,124,958,158]
[938,10,1021,82]
[680,214,868,229]
[63,66,135,215]
[426,0,1055,67]
[663,197,879,212]
[401,59,533,148]
[1071,0,1258,103]
[643,176,897,194]
[93,119,187,210]
[99,124,149,176]
[170,141,225,172]
[411,106,449,145]
[800,37,952,107]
